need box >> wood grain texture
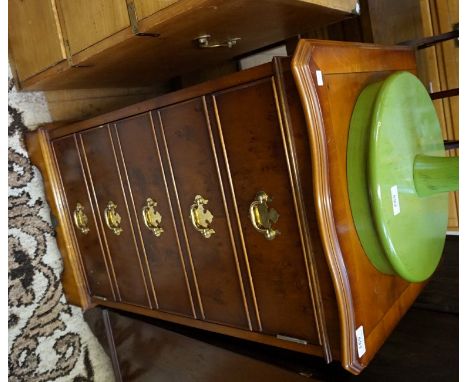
[44,86,164,122]
[56,0,130,55]
[427,0,459,231]
[46,63,275,140]
[8,0,66,81]
[133,0,179,20]
[291,40,426,374]
[17,0,354,90]
[52,136,116,301]
[156,98,251,329]
[25,129,91,309]
[113,113,195,317]
[298,0,356,13]
[79,126,152,308]
[273,57,337,360]
[212,78,321,344]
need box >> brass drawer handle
[190,195,215,238]
[73,202,90,234]
[104,201,123,235]
[249,191,280,240]
[142,198,164,237]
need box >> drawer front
[212,78,319,342]
[79,125,151,308]
[113,114,195,317]
[52,135,115,300]
[155,98,250,329]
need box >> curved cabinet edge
[291,41,362,375]
[25,127,92,310]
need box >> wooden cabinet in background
[8,0,357,90]
[27,40,433,375]
[8,0,66,81]
[57,0,131,55]
[363,0,459,232]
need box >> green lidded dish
[348,71,457,282]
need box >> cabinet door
[9,0,66,81]
[212,78,319,343]
[56,0,130,55]
[113,113,195,317]
[133,0,179,21]
[154,98,251,329]
[79,125,151,308]
[52,135,115,301]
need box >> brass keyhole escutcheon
[249,191,280,240]
[73,202,90,234]
[142,198,164,237]
[189,195,215,238]
[104,201,123,235]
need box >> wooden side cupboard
[9,0,357,90]
[26,40,431,374]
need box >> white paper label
[391,185,400,216]
[315,70,324,86]
[356,325,366,358]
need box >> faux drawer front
[113,114,195,318]
[154,98,251,329]
[52,135,114,301]
[212,78,319,343]
[79,125,151,308]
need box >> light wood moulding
[292,39,426,374]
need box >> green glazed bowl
[348,71,457,282]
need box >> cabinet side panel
[280,68,341,357]
[25,129,90,308]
